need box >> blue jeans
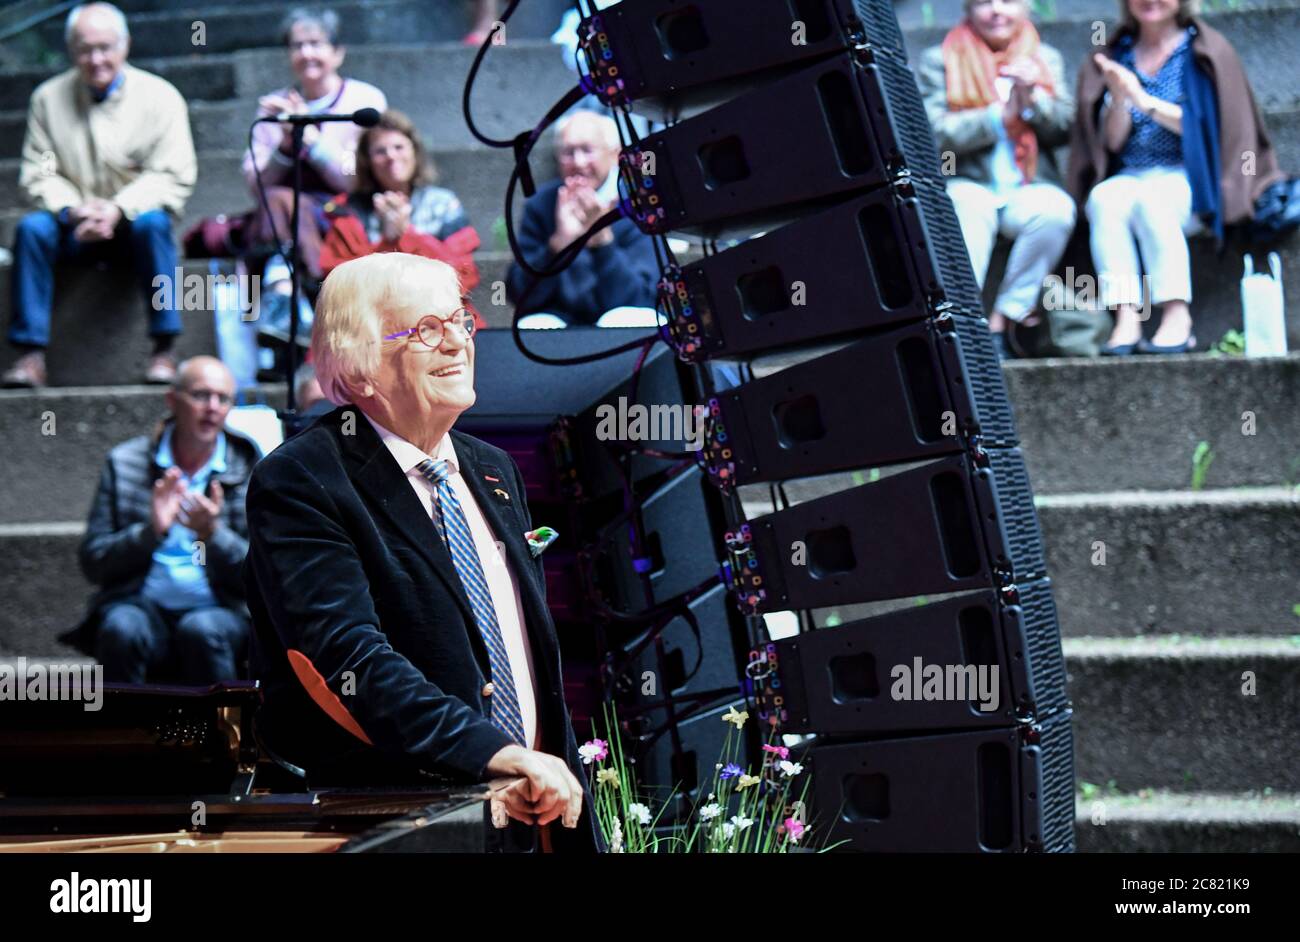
[8,209,182,348]
[95,594,249,684]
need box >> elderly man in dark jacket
[245,252,602,854]
[70,356,258,683]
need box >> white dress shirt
[364,413,541,751]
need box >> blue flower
[720,763,742,780]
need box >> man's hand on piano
[486,745,584,829]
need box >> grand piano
[0,681,499,852]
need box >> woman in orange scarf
[916,0,1077,358]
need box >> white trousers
[1085,167,1203,308]
[947,178,1077,321]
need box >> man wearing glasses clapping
[69,356,257,683]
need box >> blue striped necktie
[416,457,527,747]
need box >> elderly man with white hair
[2,2,197,388]
[243,252,601,854]
[505,110,660,329]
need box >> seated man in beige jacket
[2,2,197,388]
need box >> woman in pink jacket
[241,7,386,345]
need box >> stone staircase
[0,0,1297,851]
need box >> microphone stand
[251,108,380,438]
[278,122,309,439]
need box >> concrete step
[0,383,285,528]
[0,522,88,658]
[0,249,517,389]
[1065,636,1300,792]
[5,157,1296,357]
[7,388,1298,630]
[1004,354,1300,495]
[18,0,572,63]
[5,4,1296,123]
[3,4,1296,112]
[986,227,1300,353]
[108,46,573,160]
[1040,487,1300,637]
[18,51,1300,167]
[0,257,223,387]
[0,141,553,255]
[0,36,578,114]
[3,515,1296,792]
[0,54,236,111]
[1073,789,1300,852]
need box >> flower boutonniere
[524,526,559,558]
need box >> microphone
[261,107,381,127]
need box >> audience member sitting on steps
[916,0,1076,360]
[320,109,484,326]
[242,6,387,347]
[505,112,660,329]
[2,2,197,389]
[68,357,258,684]
[1068,0,1285,355]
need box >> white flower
[720,822,736,840]
[779,760,804,778]
[731,814,754,831]
[722,706,749,729]
[609,816,624,853]
[699,803,722,821]
[628,802,652,826]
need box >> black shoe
[1137,334,1197,355]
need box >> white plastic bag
[1241,252,1287,357]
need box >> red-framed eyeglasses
[382,308,476,348]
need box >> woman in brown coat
[1067,0,1284,355]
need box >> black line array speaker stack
[580,0,1074,851]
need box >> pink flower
[579,739,609,764]
[762,744,790,760]
[784,817,806,843]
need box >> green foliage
[1208,329,1246,356]
[1285,456,1300,489]
[1190,440,1215,491]
[1078,779,1123,800]
[1028,0,1059,21]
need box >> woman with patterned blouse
[1069,0,1285,354]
